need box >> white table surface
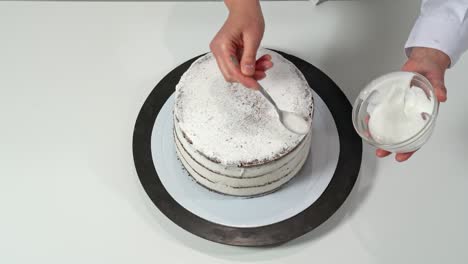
[1,1,467,263]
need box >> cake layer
[175,130,311,197]
[174,125,311,187]
[174,118,308,178]
[174,49,314,166]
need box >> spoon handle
[258,84,281,116]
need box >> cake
[173,49,314,197]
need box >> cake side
[175,130,312,197]
[174,116,309,177]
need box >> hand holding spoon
[229,55,311,134]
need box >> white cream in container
[353,72,439,153]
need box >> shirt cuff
[405,15,463,67]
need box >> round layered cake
[174,49,314,197]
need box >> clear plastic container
[352,72,439,153]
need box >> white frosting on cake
[173,49,314,196]
[175,130,311,197]
[174,49,313,166]
[174,119,307,178]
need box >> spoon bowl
[280,111,311,134]
[258,84,311,135]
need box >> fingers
[376,148,416,162]
[210,37,271,89]
[253,71,266,80]
[376,149,391,158]
[240,34,261,76]
[431,80,447,102]
[395,152,415,162]
[253,55,273,80]
[211,53,258,89]
[256,54,272,64]
[255,57,273,71]
[227,54,260,89]
[210,38,259,89]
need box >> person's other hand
[376,47,451,162]
[210,0,272,90]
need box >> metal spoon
[258,84,311,135]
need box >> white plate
[151,91,339,228]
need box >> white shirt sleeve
[405,0,468,66]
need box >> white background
[0,1,467,263]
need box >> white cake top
[174,49,313,166]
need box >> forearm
[225,0,261,13]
